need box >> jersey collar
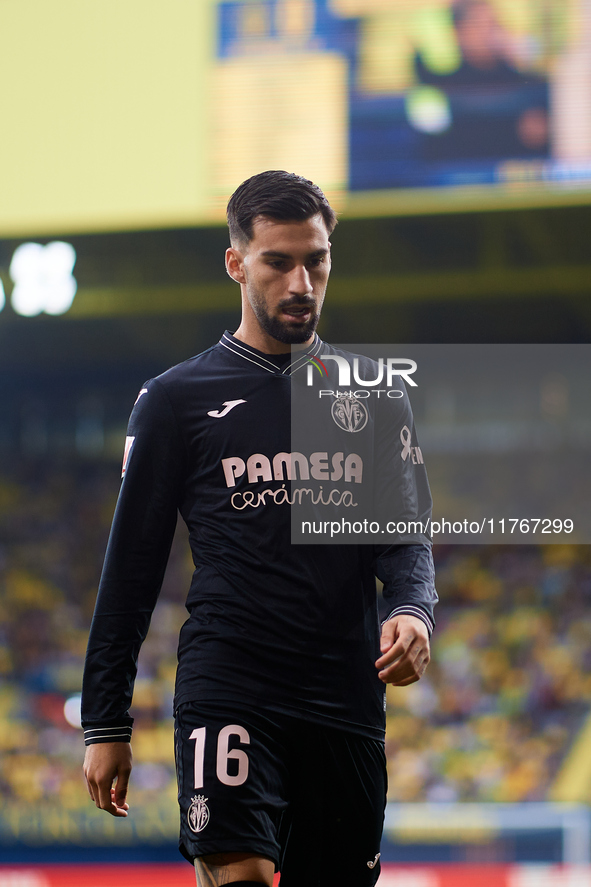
[219,331,323,376]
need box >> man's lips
[281,304,314,322]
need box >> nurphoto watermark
[288,344,591,545]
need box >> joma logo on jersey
[222,452,363,488]
[207,399,246,418]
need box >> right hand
[83,742,132,817]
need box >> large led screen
[1,0,590,236]
[214,0,591,204]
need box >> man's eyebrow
[260,248,329,259]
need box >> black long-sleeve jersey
[82,332,437,746]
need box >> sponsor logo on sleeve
[121,436,135,478]
[400,425,424,464]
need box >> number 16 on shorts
[190,724,251,788]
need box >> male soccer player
[82,171,437,887]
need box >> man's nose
[288,264,312,295]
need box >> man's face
[457,2,504,68]
[234,213,331,346]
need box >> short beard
[248,293,320,345]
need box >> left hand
[375,614,430,686]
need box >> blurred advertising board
[1,0,591,237]
[0,801,587,865]
[1,865,591,887]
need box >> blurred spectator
[414,0,549,159]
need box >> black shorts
[174,701,387,887]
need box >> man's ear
[225,246,246,284]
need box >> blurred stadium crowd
[0,458,590,818]
[386,545,591,803]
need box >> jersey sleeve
[373,377,433,543]
[81,378,186,744]
[374,543,437,635]
[373,373,437,634]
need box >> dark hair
[227,170,337,244]
[452,0,489,27]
